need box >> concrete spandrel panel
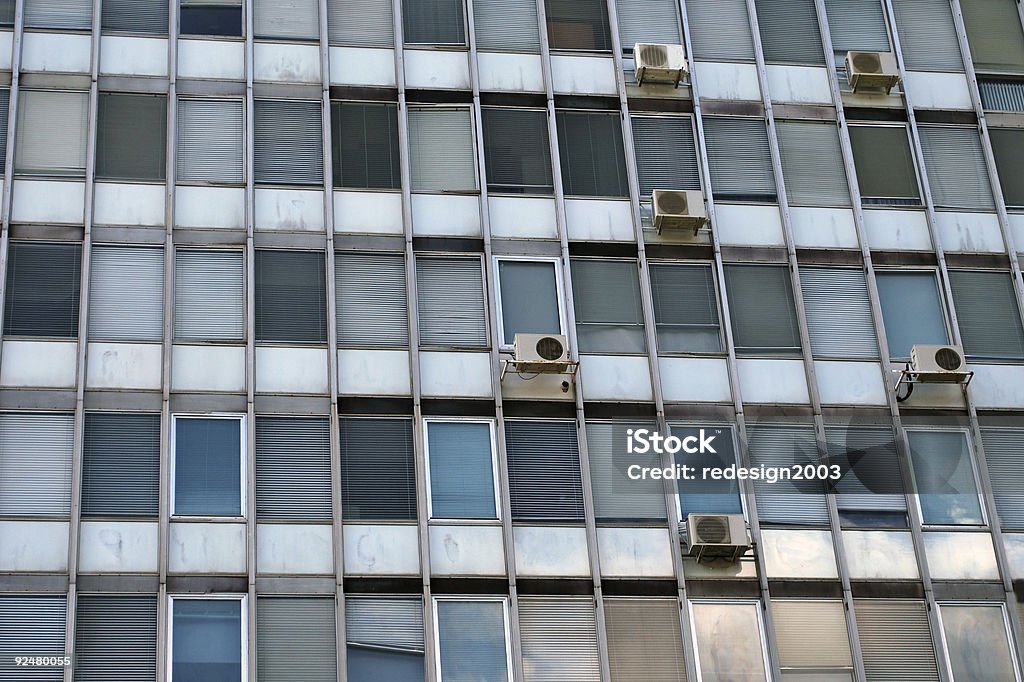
[551,55,617,95]
[419,351,492,398]
[254,42,321,83]
[12,180,85,224]
[172,345,246,393]
[564,198,634,242]
[935,211,1004,254]
[904,71,972,110]
[579,355,653,402]
[693,61,761,101]
[343,524,420,575]
[597,527,674,577]
[737,359,809,404]
[0,32,13,70]
[168,522,246,574]
[178,39,245,80]
[329,47,397,87]
[22,32,91,73]
[334,190,404,235]
[488,195,558,240]
[255,188,326,232]
[255,347,330,394]
[924,532,999,581]
[405,49,471,89]
[659,357,732,403]
[477,52,544,92]
[411,193,481,237]
[766,65,832,104]
[0,341,77,388]
[967,365,1024,409]
[842,530,919,580]
[429,524,506,576]
[789,207,858,249]
[862,209,932,251]
[100,36,168,76]
[815,361,887,406]
[79,521,159,573]
[94,182,165,227]
[761,529,839,579]
[338,349,411,396]
[257,524,334,575]
[176,186,246,229]
[86,343,163,390]
[0,521,69,572]
[513,526,591,577]
[714,203,785,247]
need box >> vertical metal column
[0,0,25,371]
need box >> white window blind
[747,424,829,525]
[177,98,244,183]
[82,412,161,518]
[408,108,477,192]
[255,417,332,520]
[505,420,585,521]
[724,265,801,355]
[3,241,81,338]
[684,0,754,61]
[571,259,646,354]
[773,600,853,675]
[649,263,722,353]
[918,126,994,210]
[755,0,825,65]
[15,90,88,176]
[256,597,337,682]
[0,413,74,517]
[416,257,487,347]
[0,595,66,680]
[346,597,424,681]
[254,0,319,40]
[25,0,91,29]
[474,0,540,51]
[174,249,245,341]
[254,100,324,185]
[89,245,165,341]
[328,0,393,45]
[824,0,890,53]
[587,421,666,521]
[775,121,851,207]
[980,427,1024,529]
[335,252,409,347]
[855,600,939,681]
[605,599,687,682]
[616,0,681,49]
[518,598,601,682]
[703,117,775,201]
[800,267,878,358]
[102,0,168,33]
[892,0,964,72]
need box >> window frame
[407,104,480,193]
[570,256,647,355]
[423,417,501,522]
[936,602,1023,682]
[648,259,725,356]
[669,423,746,523]
[874,267,953,360]
[167,594,248,682]
[904,426,987,528]
[431,596,513,682]
[492,256,567,349]
[687,599,772,682]
[480,105,554,195]
[170,413,247,518]
[848,123,923,206]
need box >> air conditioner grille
[639,44,669,69]
[656,191,688,214]
[695,516,730,544]
[852,51,882,73]
[935,347,962,370]
[535,336,565,361]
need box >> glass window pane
[849,126,920,204]
[940,605,1018,682]
[179,5,243,37]
[673,426,742,518]
[482,108,552,194]
[907,431,983,526]
[556,111,628,197]
[545,0,612,50]
[174,418,242,516]
[402,0,465,44]
[691,603,769,682]
[436,601,509,682]
[497,261,560,345]
[571,259,646,354]
[650,264,722,353]
[171,600,242,682]
[427,422,496,519]
[96,93,167,181]
[332,101,401,190]
[875,272,949,358]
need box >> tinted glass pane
[691,603,768,682]
[675,426,742,517]
[497,261,560,345]
[174,418,241,516]
[436,601,509,682]
[427,422,496,519]
[849,126,920,203]
[403,0,465,43]
[172,600,242,682]
[333,102,401,190]
[941,605,1017,682]
[907,431,983,525]
[556,111,628,197]
[348,647,425,682]
[3,241,81,338]
[482,108,553,194]
[179,6,243,36]
[545,0,611,50]
[96,93,167,181]
[875,272,949,358]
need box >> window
[0,88,9,173]
[179,0,243,37]
[254,100,324,186]
[747,423,829,525]
[474,0,539,52]
[961,0,1024,74]
[0,413,73,517]
[800,267,878,358]
[939,604,1019,681]
[848,125,921,205]
[989,127,1024,207]
[827,424,908,528]
[616,0,681,51]
[892,0,964,72]
[75,595,158,680]
[556,111,628,197]
[979,78,1024,112]
[331,102,401,190]
[518,598,601,680]
[434,599,511,682]
[170,598,244,682]
[408,108,477,192]
[340,417,417,520]
[855,599,939,680]
[82,412,160,518]
[631,116,700,197]
[773,600,854,680]
[329,0,394,46]
[684,0,754,61]
[571,259,646,353]
[907,430,984,525]
[775,121,850,207]
[3,241,81,338]
[673,425,742,518]
[177,98,244,183]
[175,249,245,341]
[416,257,487,347]
[605,599,687,682]
[257,597,336,682]
[172,416,244,517]
[755,0,825,65]
[918,126,994,210]
[0,596,66,676]
[96,93,167,181]
[336,252,409,347]
[425,420,498,519]
[545,0,612,51]
[649,263,721,353]
[495,259,562,346]
[402,0,465,44]
[347,597,425,681]
[15,90,88,176]
[0,0,12,26]
[103,0,169,33]
[255,250,328,344]
[702,117,776,202]
[481,108,552,194]
[25,0,91,29]
[254,0,319,40]
[824,0,890,54]
[505,420,585,522]
[949,270,1024,360]
[586,421,666,522]
[981,427,1024,529]
[89,245,165,341]
[724,265,801,355]
[256,417,332,520]
[690,602,770,682]
[875,271,949,358]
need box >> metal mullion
[0,0,24,372]
[243,0,257,677]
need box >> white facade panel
[513,526,591,577]
[175,185,246,229]
[257,523,334,575]
[328,46,397,87]
[168,522,247,574]
[659,357,732,403]
[843,531,920,580]
[1008,213,1024,254]
[405,49,471,89]
[338,349,411,396]
[499,371,576,402]
[0,32,12,70]
[22,32,91,73]
[0,521,69,572]
[692,61,761,101]
[766,65,832,104]
[94,182,166,227]
[343,524,420,575]
[550,55,617,95]
[0,341,77,388]
[923,532,999,581]
[814,361,887,406]
[171,345,246,393]
[255,187,326,232]
[99,36,169,77]
[904,71,973,110]
[488,195,558,240]
[86,342,162,390]
[579,355,654,402]
[935,211,1005,253]
[789,207,859,249]
[1003,534,1024,579]
[737,359,810,404]
[597,527,674,577]
[411,193,481,236]
[715,203,785,246]
[255,347,330,394]
[970,365,1024,409]
[862,208,932,251]
[254,42,321,83]
[564,198,634,241]
[12,180,85,224]
[477,52,545,92]
[761,529,839,579]
[78,521,159,573]
[419,351,492,398]
[429,525,506,576]
[178,39,245,80]
[334,190,404,235]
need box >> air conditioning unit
[910,344,970,383]
[685,514,749,563]
[513,333,570,374]
[653,189,708,235]
[846,51,900,93]
[634,43,687,86]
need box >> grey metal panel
[15,90,89,176]
[255,416,332,520]
[339,417,417,520]
[980,428,1024,529]
[102,0,168,34]
[82,412,160,517]
[747,423,829,525]
[825,425,907,514]
[891,0,964,71]
[327,0,394,45]
[630,116,700,196]
[960,0,1024,73]
[254,99,324,186]
[474,0,540,51]
[948,270,1024,360]
[615,0,681,49]
[346,597,425,651]
[88,245,165,341]
[979,78,1024,111]
[408,108,477,192]
[3,241,81,338]
[257,597,337,682]
[415,257,487,347]
[505,420,585,521]
[917,126,995,210]
[702,117,775,200]
[174,249,246,341]
[335,252,409,347]
[799,267,878,359]
[0,413,74,517]
[755,0,825,65]
[518,597,601,682]
[176,98,245,183]
[604,598,687,681]
[24,0,91,29]
[0,595,66,681]
[772,600,852,669]
[854,599,939,681]
[254,0,319,40]
[75,595,158,682]
[586,421,666,521]
[823,0,891,52]
[775,121,850,207]
[684,0,754,60]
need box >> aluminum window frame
[935,601,1023,682]
[431,596,513,682]
[667,422,747,523]
[569,255,648,356]
[647,257,726,356]
[167,594,248,682]
[169,413,247,519]
[492,256,568,349]
[874,266,954,360]
[422,417,501,522]
[687,598,773,682]
[407,104,480,194]
[903,426,988,529]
